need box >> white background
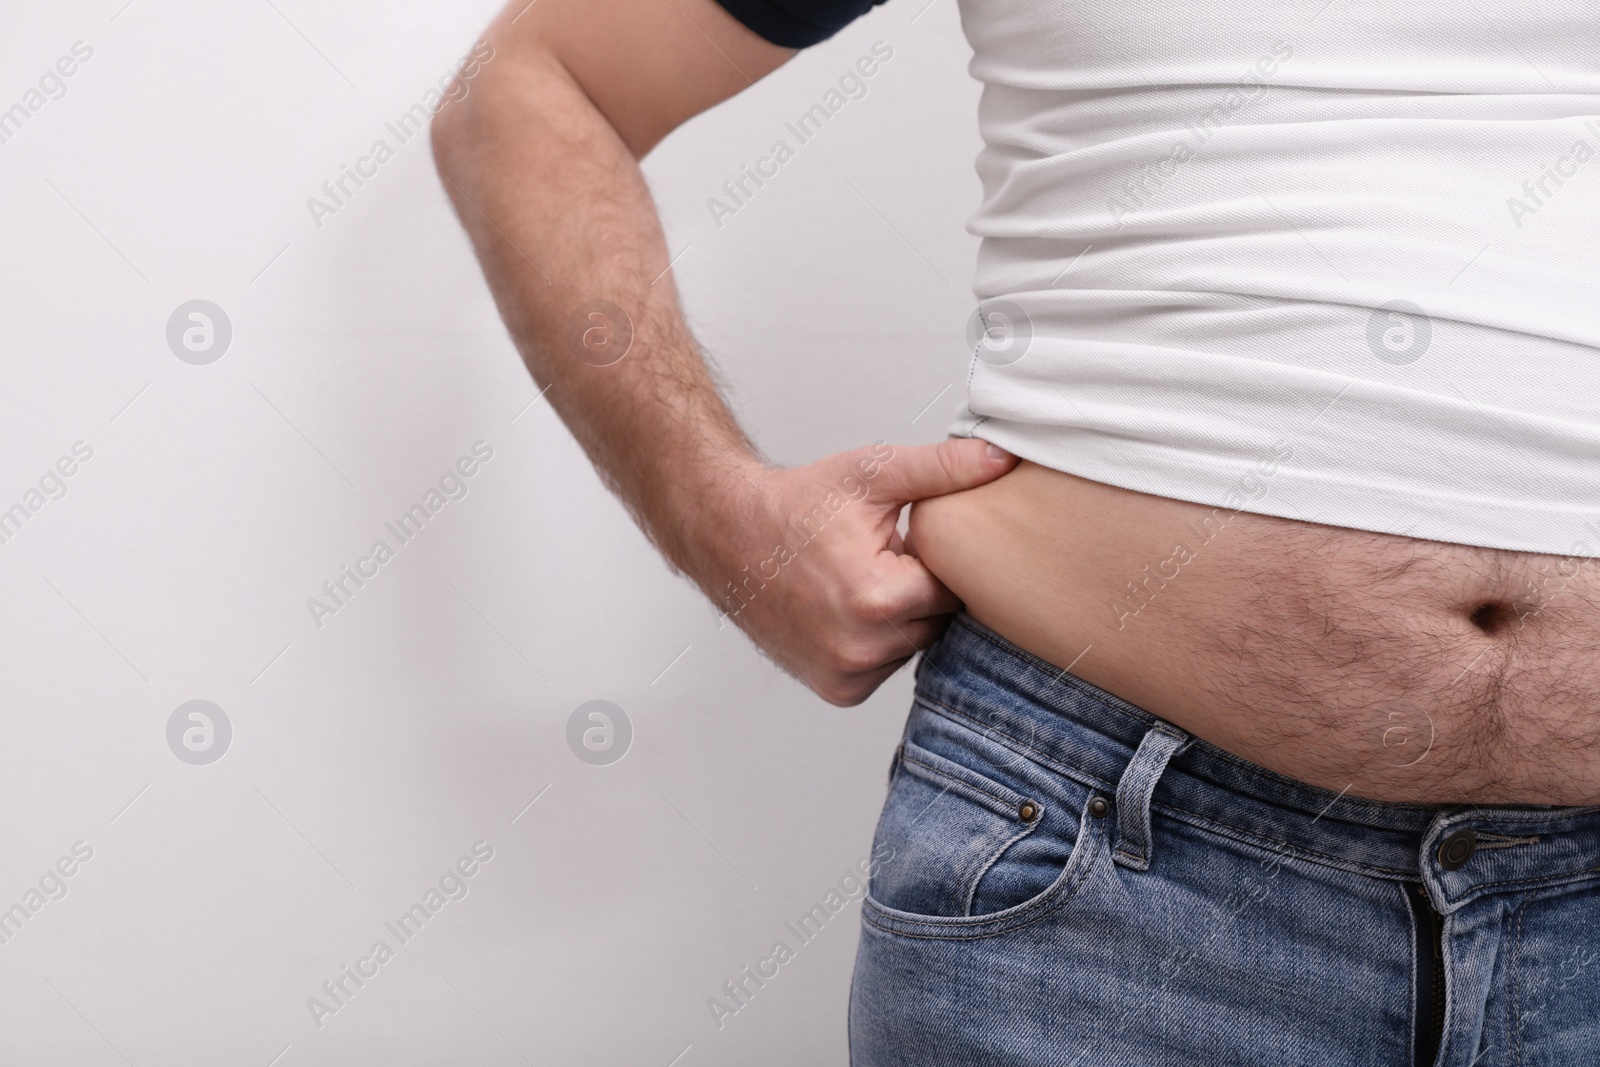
[0,0,984,1063]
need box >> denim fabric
[849,613,1600,1066]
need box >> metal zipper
[1413,883,1446,1067]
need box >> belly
[908,461,1600,805]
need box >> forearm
[431,44,761,581]
[432,2,1015,704]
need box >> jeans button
[1438,828,1477,871]
[1087,796,1110,819]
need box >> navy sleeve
[710,0,891,48]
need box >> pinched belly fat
[907,461,1600,806]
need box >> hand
[692,438,1019,705]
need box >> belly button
[1467,601,1516,636]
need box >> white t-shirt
[946,1,1600,556]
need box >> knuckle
[933,438,968,483]
[828,678,872,707]
[831,639,883,677]
[847,576,899,622]
[817,682,863,707]
[847,595,884,626]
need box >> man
[432,0,1600,1062]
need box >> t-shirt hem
[959,419,1600,560]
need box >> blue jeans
[849,613,1600,1066]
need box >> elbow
[431,54,562,185]
[429,82,476,184]
[430,57,513,183]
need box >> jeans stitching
[964,820,1046,917]
[893,743,1044,916]
[1114,730,1186,871]
[1444,868,1600,908]
[915,678,1600,884]
[900,747,1027,813]
[915,692,1416,878]
[1511,900,1527,1067]
[861,807,1105,940]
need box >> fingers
[830,656,916,707]
[873,552,963,618]
[876,614,955,653]
[802,560,961,705]
[722,442,993,707]
[861,437,1017,506]
[813,614,956,707]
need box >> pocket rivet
[1018,800,1039,822]
[1088,797,1109,818]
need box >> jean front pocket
[868,737,1091,923]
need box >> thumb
[866,438,1018,504]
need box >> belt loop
[1113,724,1189,872]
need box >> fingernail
[986,442,1010,461]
